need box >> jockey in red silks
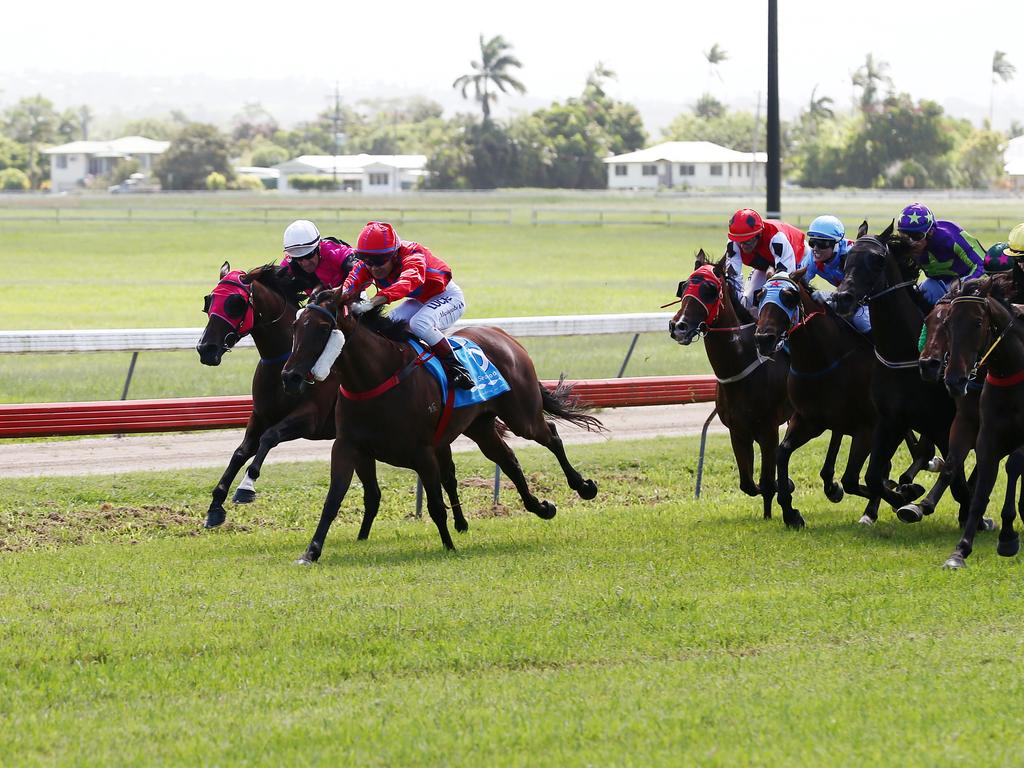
[724,207,810,309]
[340,221,474,390]
[279,219,356,295]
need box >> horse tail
[539,377,606,433]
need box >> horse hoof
[295,556,314,566]
[927,457,946,473]
[896,504,924,524]
[454,518,469,534]
[232,488,256,504]
[942,554,966,570]
[997,536,1020,557]
[534,501,557,520]
[204,506,226,528]
[825,485,845,504]
[785,513,806,530]
[857,514,876,526]
[980,518,996,532]
[896,483,926,503]
[577,479,598,500]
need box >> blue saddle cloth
[409,337,511,408]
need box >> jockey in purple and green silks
[897,202,985,305]
[803,215,871,334]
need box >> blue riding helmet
[807,215,845,242]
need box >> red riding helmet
[355,221,401,258]
[728,208,764,242]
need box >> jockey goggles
[808,238,838,250]
[901,230,928,242]
[356,251,395,268]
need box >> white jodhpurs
[387,281,466,345]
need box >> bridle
[949,293,1018,384]
[848,237,918,307]
[203,274,290,355]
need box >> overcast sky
[3,0,1022,134]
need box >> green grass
[2,435,1023,765]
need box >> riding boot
[430,338,475,390]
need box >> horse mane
[247,263,308,307]
[358,305,412,343]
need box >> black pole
[766,0,781,219]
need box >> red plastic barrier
[0,377,717,438]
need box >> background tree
[452,34,526,123]
[990,50,1016,124]
[851,53,892,113]
[2,95,60,187]
[703,44,728,82]
[153,123,234,190]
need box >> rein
[951,294,1022,386]
[338,349,434,400]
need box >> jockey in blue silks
[802,215,871,334]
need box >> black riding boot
[430,338,475,390]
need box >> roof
[603,141,767,164]
[234,166,280,179]
[274,154,428,173]
[42,136,170,156]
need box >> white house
[42,136,170,192]
[273,154,428,193]
[1005,135,1024,190]
[603,141,767,190]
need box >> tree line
[0,37,1019,192]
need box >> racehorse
[195,262,468,533]
[280,289,603,563]
[669,251,844,525]
[941,277,1024,568]
[834,222,972,520]
[752,269,884,526]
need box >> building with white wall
[274,154,428,193]
[42,136,170,192]
[1005,135,1024,190]
[604,141,766,190]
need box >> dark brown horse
[280,289,603,563]
[834,223,972,519]
[941,278,1024,568]
[669,251,845,525]
[752,269,884,526]
[195,262,467,532]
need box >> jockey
[340,221,474,390]
[1003,222,1024,265]
[280,219,356,295]
[896,203,985,305]
[984,242,1013,274]
[803,215,870,334]
[725,207,810,309]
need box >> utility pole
[328,83,344,188]
[766,0,781,219]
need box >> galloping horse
[753,269,884,526]
[834,223,972,520]
[281,289,603,563]
[669,251,844,524]
[941,278,1024,568]
[196,262,467,532]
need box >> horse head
[197,261,256,366]
[669,250,728,345]
[918,298,952,383]
[281,288,348,395]
[944,277,995,398]
[834,220,895,318]
[753,270,802,357]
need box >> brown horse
[941,277,1024,568]
[668,251,845,525]
[752,269,884,526]
[280,289,603,563]
[196,262,467,532]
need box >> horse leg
[774,417,823,530]
[464,418,555,520]
[897,422,970,524]
[529,420,598,500]
[354,455,382,541]
[728,428,763,514]
[205,429,260,528]
[865,425,910,512]
[837,427,881,524]
[820,431,845,503]
[233,413,314,504]
[297,440,356,565]
[896,431,932,499]
[996,450,1024,557]
[437,444,468,533]
[414,448,456,550]
[944,442,1002,569]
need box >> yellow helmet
[1005,222,1024,259]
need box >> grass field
[3,434,1024,766]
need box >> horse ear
[220,261,230,279]
[752,287,766,307]
[715,254,728,275]
[791,266,807,282]
[857,220,869,239]
[880,219,895,241]
[695,248,708,268]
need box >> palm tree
[807,85,835,122]
[703,44,728,82]
[990,50,1016,124]
[452,34,526,123]
[851,53,892,113]
[585,61,616,100]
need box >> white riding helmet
[283,219,321,258]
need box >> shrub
[205,171,228,191]
[231,174,265,191]
[0,167,31,191]
[250,143,290,168]
[288,174,336,191]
